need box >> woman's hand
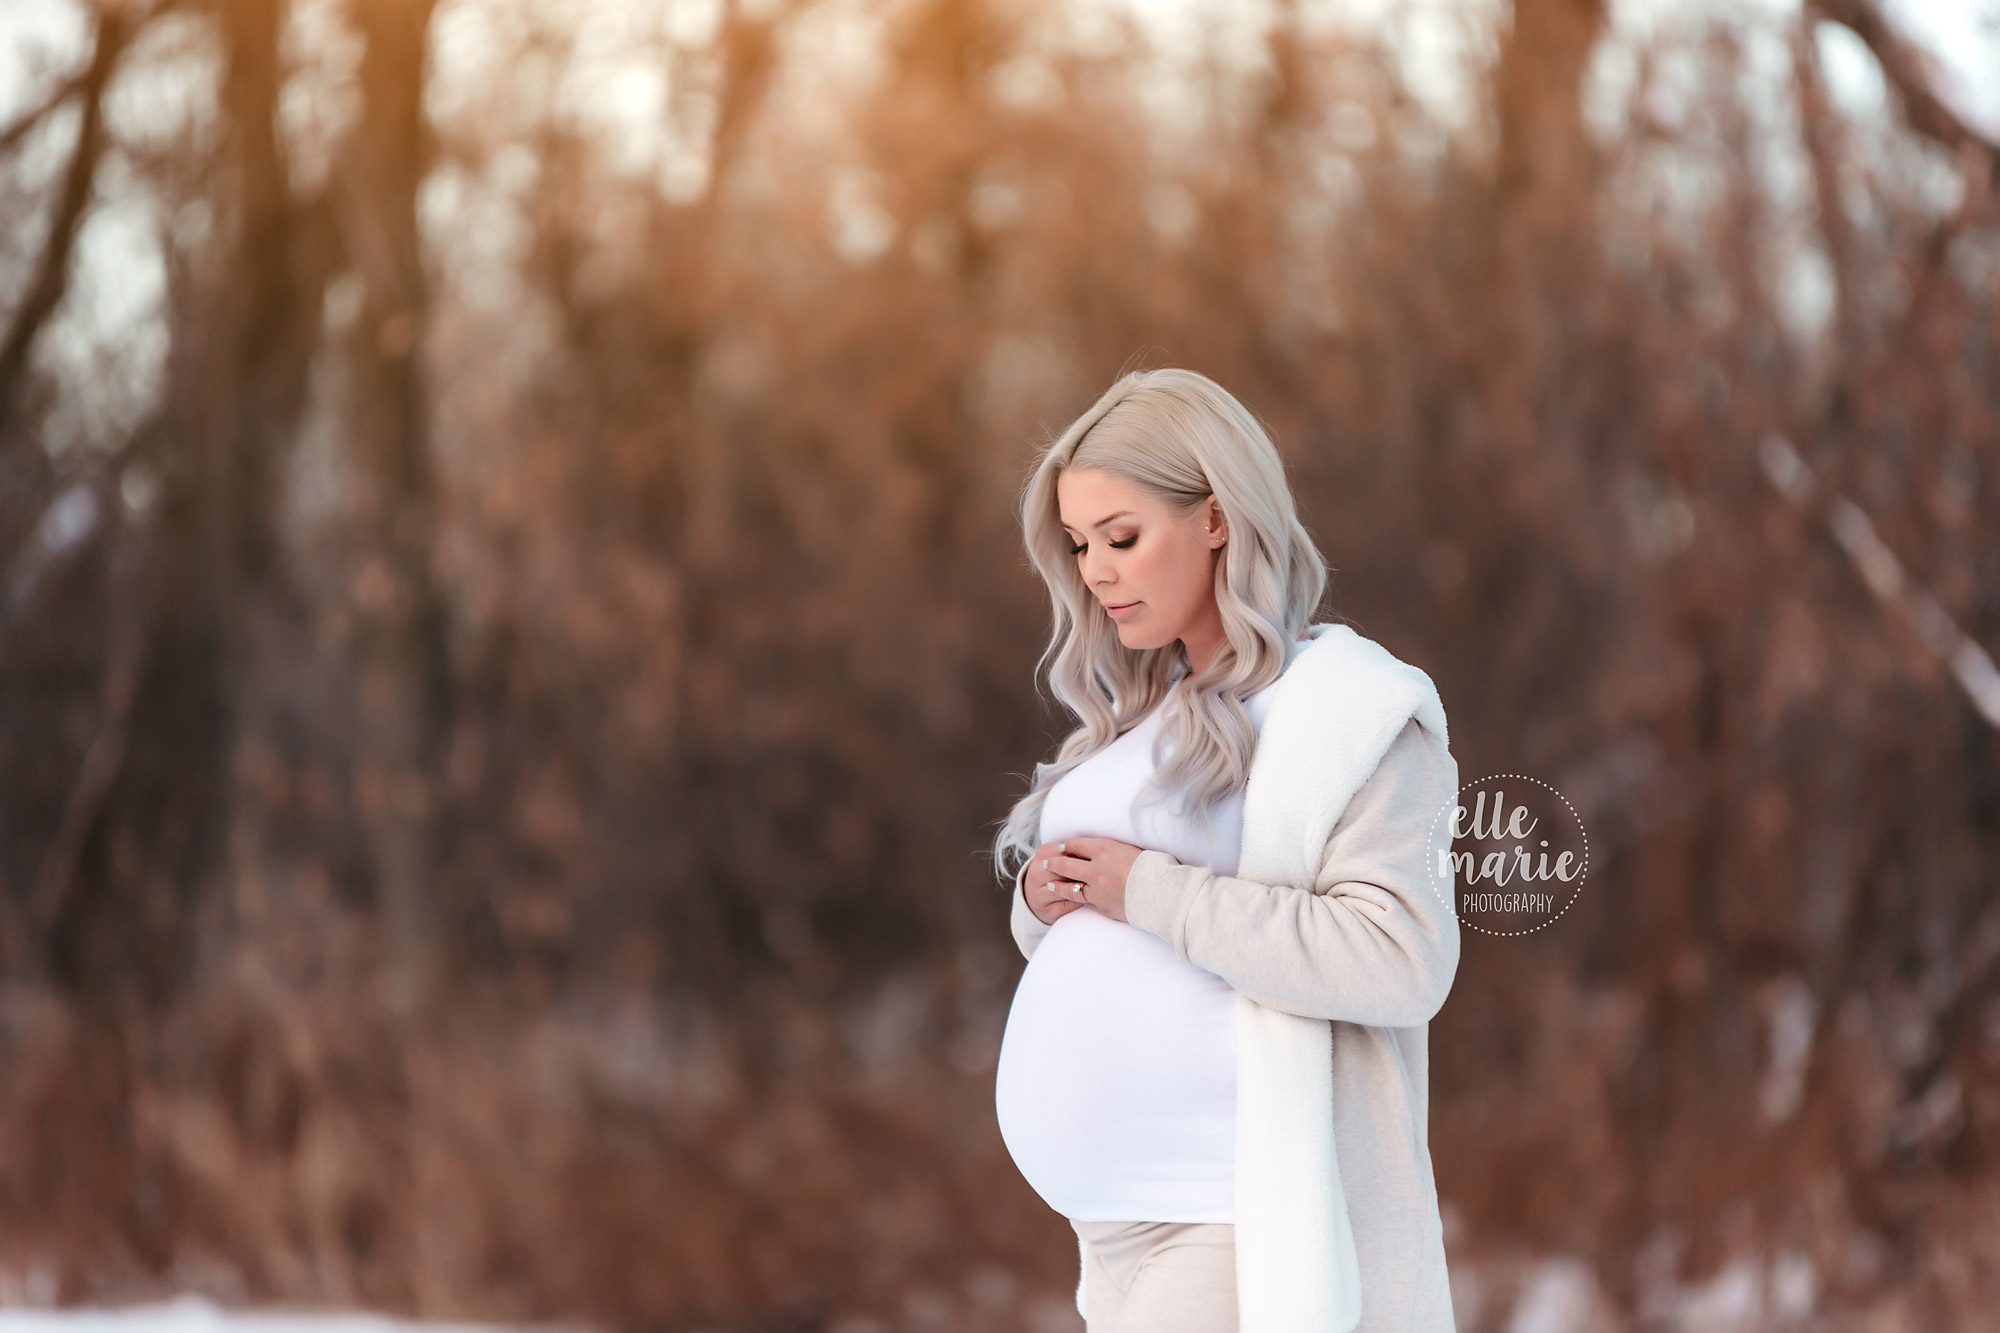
[1023,840,1088,926]
[1027,835,1145,925]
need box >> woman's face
[1055,466,1226,657]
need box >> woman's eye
[1109,535,1137,549]
[1068,541,1086,556]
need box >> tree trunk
[336,0,451,1014]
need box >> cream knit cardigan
[1008,621,1460,1332]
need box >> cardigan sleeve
[1009,858,1052,961]
[1121,716,1461,1027]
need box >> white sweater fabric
[1007,622,1461,1333]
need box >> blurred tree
[335,0,450,1014]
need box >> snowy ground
[0,1298,534,1333]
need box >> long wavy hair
[991,367,1330,884]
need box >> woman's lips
[1104,600,1140,619]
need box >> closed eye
[1069,535,1137,555]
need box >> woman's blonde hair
[991,367,1329,884]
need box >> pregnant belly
[994,906,1237,1222]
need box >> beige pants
[1071,1219,1238,1332]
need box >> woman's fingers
[1028,842,1092,902]
[1033,844,1075,881]
[1047,853,1092,883]
[1038,868,1086,896]
[1030,857,1088,900]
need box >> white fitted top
[994,640,1304,1222]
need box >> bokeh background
[1,0,1997,1328]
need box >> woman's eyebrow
[1061,509,1136,531]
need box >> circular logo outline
[1423,772,1590,936]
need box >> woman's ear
[1203,495,1227,547]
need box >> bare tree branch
[0,6,135,425]
[23,559,149,940]
[708,0,791,203]
[0,72,86,157]
[1759,433,2000,731]
[0,472,155,976]
[1811,0,2000,172]
[1791,20,1868,364]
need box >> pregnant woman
[990,368,1462,1333]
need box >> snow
[0,1297,523,1333]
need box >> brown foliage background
[1,0,1996,1328]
